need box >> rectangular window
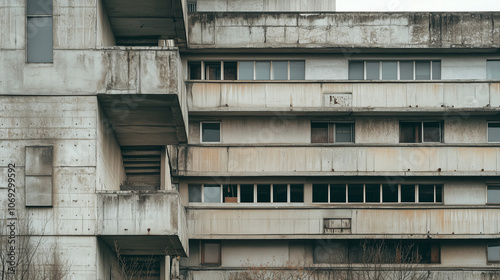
[349,60,440,81]
[382,184,398,203]
[188,184,202,202]
[418,184,435,203]
[223,184,237,203]
[25,146,53,206]
[240,184,254,203]
[201,122,221,143]
[273,61,288,80]
[348,184,363,203]
[203,184,221,203]
[330,184,347,203]
[257,184,271,202]
[273,184,288,203]
[488,123,500,142]
[313,184,328,203]
[487,60,500,80]
[201,241,221,265]
[290,61,305,80]
[27,0,53,63]
[365,184,380,203]
[488,244,500,262]
[256,61,271,80]
[487,185,500,204]
[400,121,442,143]
[189,62,202,80]
[238,61,254,80]
[190,60,305,80]
[311,122,354,143]
[205,62,221,80]
[223,61,237,80]
[401,184,415,203]
[290,184,304,203]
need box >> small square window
[348,61,364,80]
[366,61,380,80]
[335,123,354,143]
[399,61,414,80]
[348,184,363,203]
[189,62,202,80]
[330,184,346,203]
[488,244,500,262]
[313,184,328,203]
[256,61,271,80]
[188,184,202,202]
[202,241,221,265]
[238,61,254,80]
[201,122,220,143]
[400,122,421,143]
[487,185,500,204]
[240,184,254,203]
[365,184,380,203]
[273,184,287,203]
[415,61,431,80]
[223,184,237,203]
[273,61,288,80]
[311,123,329,143]
[205,62,221,80]
[382,184,398,203]
[488,123,500,143]
[223,62,237,80]
[382,61,397,80]
[257,184,271,203]
[290,184,304,203]
[419,184,435,203]
[289,61,305,80]
[401,184,415,203]
[204,184,221,203]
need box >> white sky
[337,0,500,12]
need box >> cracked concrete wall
[196,0,336,12]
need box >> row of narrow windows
[187,60,500,81]
[199,121,500,143]
[188,184,500,204]
[199,240,500,265]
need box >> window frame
[26,0,54,63]
[188,183,304,204]
[487,122,500,143]
[486,60,500,80]
[200,121,221,143]
[487,243,500,263]
[399,121,443,143]
[310,122,355,144]
[312,183,443,204]
[201,241,221,265]
[486,184,500,204]
[348,60,441,81]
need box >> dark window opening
[348,184,363,203]
[223,62,237,80]
[223,184,237,203]
[313,184,328,203]
[189,62,202,80]
[382,184,398,203]
[205,62,221,80]
[435,185,443,203]
[240,184,254,203]
[488,123,500,142]
[401,184,415,203]
[257,184,271,203]
[290,184,304,203]
[400,122,421,143]
[365,184,380,203]
[311,123,329,143]
[418,184,434,202]
[330,184,346,203]
[188,184,202,202]
[273,184,287,203]
[201,122,220,143]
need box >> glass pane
[432,61,441,80]
[382,61,397,80]
[415,61,431,80]
[256,61,271,80]
[348,184,363,203]
[238,61,254,80]
[203,243,220,263]
[223,61,237,80]
[27,0,52,15]
[330,184,346,203]
[335,123,353,143]
[382,184,398,202]
[423,122,441,142]
[273,61,288,80]
[202,123,220,142]
[204,184,221,203]
[290,184,304,202]
[188,184,202,202]
[223,184,238,203]
[27,17,53,63]
[400,61,414,80]
[311,122,329,143]
[313,184,328,203]
[436,185,443,203]
[488,244,500,261]
[273,184,287,203]
[240,184,254,203]
[419,184,435,202]
[189,62,202,80]
[487,60,500,80]
[366,61,380,80]
[205,62,221,80]
[488,123,500,142]
[487,185,500,203]
[257,184,271,202]
[400,122,421,143]
[365,184,380,203]
[290,61,305,80]
[348,61,364,80]
[401,184,415,202]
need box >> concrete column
[161,147,173,191]
[171,256,180,280]
[161,255,171,280]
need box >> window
[312,183,443,204]
[201,122,220,143]
[313,240,440,264]
[399,121,442,143]
[187,60,305,80]
[189,184,304,204]
[311,122,354,143]
[488,122,500,143]
[488,244,500,262]
[487,185,500,204]
[201,241,221,265]
[487,60,500,80]
[25,146,53,206]
[187,1,197,13]
[348,60,441,80]
[27,0,53,63]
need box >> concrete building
[1,0,500,279]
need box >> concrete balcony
[96,191,188,256]
[187,207,500,239]
[176,145,500,176]
[188,81,500,116]
[188,12,500,51]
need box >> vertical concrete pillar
[161,255,171,280]
[171,256,180,280]
[161,147,173,191]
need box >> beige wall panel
[53,7,97,49]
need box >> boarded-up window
[25,146,53,206]
[201,241,221,265]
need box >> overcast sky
[337,0,500,11]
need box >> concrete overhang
[98,94,187,146]
[99,235,185,255]
[103,0,187,46]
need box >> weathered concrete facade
[1,0,500,279]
